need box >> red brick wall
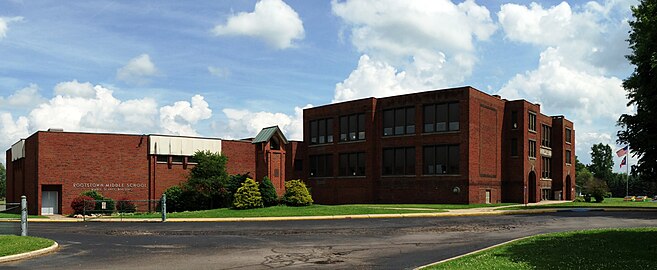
[222,140,256,176]
[37,132,150,215]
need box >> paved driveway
[3,211,657,269]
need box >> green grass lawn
[0,213,46,219]
[503,197,657,210]
[0,235,54,257]
[113,203,514,219]
[426,227,657,269]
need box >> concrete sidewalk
[29,200,577,223]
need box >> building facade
[6,86,575,215]
[303,86,575,204]
[6,127,303,215]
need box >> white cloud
[116,54,158,85]
[0,16,23,39]
[29,83,158,133]
[221,104,310,141]
[208,66,231,79]
[498,1,632,74]
[54,80,96,98]
[496,1,636,165]
[212,0,305,49]
[159,95,212,136]
[331,0,496,102]
[0,84,46,107]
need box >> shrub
[71,195,95,214]
[233,178,263,209]
[80,190,115,214]
[159,185,183,213]
[116,198,137,213]
[259,177,279,207]
[282,180,313,206]
[573,196,585,202]
[584,178,609,203]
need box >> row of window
[311,102,461,145]
[155,155,197,164]
[513,139,572,164]
[514,111,572,145]
[309,145,460,177]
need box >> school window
[541,157,551,179]
[310,118,333,145]
[541,124,552,148]
[511,138,518,157]
[382,147,415,175]
[528,112,537,132]
[511,110,518,129]
[566,150,572,164]
[383,107,415,136]
[310,154,333,177]
[339,152,365,176]
[423,145,459,175]
[156,155,168,163]
[423,102,459,133]
[339,113,365,142]
[171,156,184,164]
[565,128,572,143]
[528,140,537,158]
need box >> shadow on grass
[495,229,657,269]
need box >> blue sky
[0,0,637,169]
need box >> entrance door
[485,190,491,204]
[41,191,58,215]
[528,171,537,203]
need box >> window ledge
[337,140,366,144]
[421,174,461,177]
[336,176,366,179]
[422,130,460,135]
[528,130,537,134]
[382,134,415,138]
[309,143,334,147]
[382,175,416,178]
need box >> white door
[41,191,58,215]
[485,190,491,204]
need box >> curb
[0,241,58,263]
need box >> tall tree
[587,143,613,182]
[617,0,657,180]
[0,163,5,199]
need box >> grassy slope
[503,197,657,210]
[427,228,657,269]
[118,203,514,219]
[0,235,54,257]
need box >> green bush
[80,190,115,214]
[282,180,313,206]
[259,177,279,207]
[584,178,609,203]
[233,178,263,209]
[573,196,585,202]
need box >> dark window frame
[511,110,518,129]
[383,107,415,136]
[310,154,333,177]
[156,155,169,163]
[541,156,551,179]
[528,112,537,132]
[423,102,460,133]
[528,139,537,158]
[339,113,366,142]
[565,128,572,144]
[423,145,459,175]
[565,150,572,164]
[339,152,365,177]
[541,124,552,148]
[382,147,416,176]
[309,118,334,145]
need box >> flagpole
[626,147,629,197]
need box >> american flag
[620,156,627,168]
[616,145,628,157]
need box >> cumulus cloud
[0,84,46,108]
[0,16,23,39]
[54,80,96,98]
[212,0,305,49]
[496,0,636,166]
[331,0,496,102]
[159,95,212,136]
[116,54,158,85]
[221,104,310,141]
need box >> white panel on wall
[149,135,221,156]
[11,139,25,161]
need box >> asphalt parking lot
[3,211,657,269]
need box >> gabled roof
[252,126,289,144]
